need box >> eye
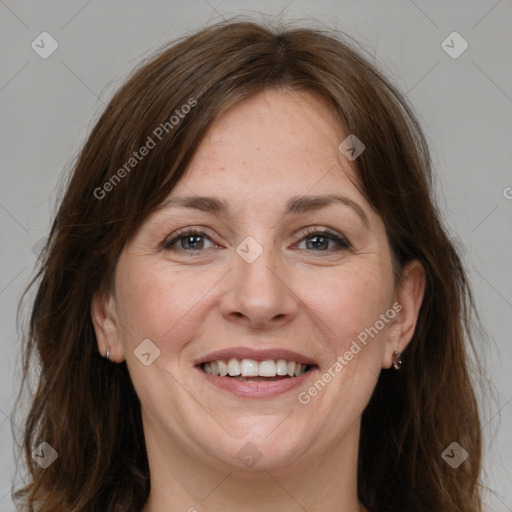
[161,227,350,253]
[162,230,217,251]
[295,229,351,251]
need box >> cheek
[295,266,393,425]
[113,257,224,350]
[300,262,394,358]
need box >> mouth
[194,348,318,398]
[201,358,313,381]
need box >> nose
[220,246,299,330]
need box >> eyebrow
[157,194,369,226]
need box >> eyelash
[162,227,351,253]
[296,228,351,251]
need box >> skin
[92,89,425,512]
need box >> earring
[105,347,111,361]
[392,350,402,370]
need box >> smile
[202,358,311,380]
[195,348,318,398]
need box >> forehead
[172,88,364,209]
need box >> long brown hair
[14,19,483,511]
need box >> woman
[14,20,483,511]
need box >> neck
[141,414,365,512]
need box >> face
[93,89,423,474]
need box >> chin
[198,420,311,472]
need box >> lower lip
[197,366,318,398]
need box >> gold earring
[392,350,402,370]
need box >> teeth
[276,359,288,376]
[259,360,276,377]
[241,359,259,377]
[218,360,228,376]
[227,358,241,376]
[202,358,311,378]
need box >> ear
[383,259,425,369]
[91,287,125,363]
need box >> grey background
[1,0,511,510]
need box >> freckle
[242,161,247,165]
[219,166,225,171]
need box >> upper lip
[194,347,317,366]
